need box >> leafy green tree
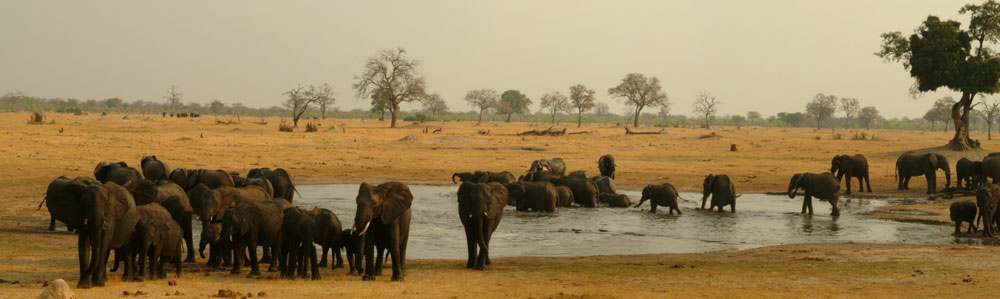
[776,112,804,126]
[498,90,531,122]
[877,1,1000,149]
[568,84,595,127]
[209,100,226,115]
[105,98,123,110]
[840,97,860,128]
[806,93,838,129]
[859,106,881,130]
[608,73,668,127]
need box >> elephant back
[710,174,736,207]
[105,183,140,250]
[983,158,1000,182]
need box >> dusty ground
[1,112,998,297]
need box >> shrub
[814,135,821,140]
[305,122,318,132]
[278,120,294,132]
[27,112,44,124]
[832,133,843,140]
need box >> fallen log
[625,127,665,135]
[518,127,566,136]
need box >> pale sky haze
[0,1,982,118]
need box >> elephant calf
[977,184,1000,237]
[831,154,872,194]
[599,193,631,208]
[333,228,363,274]
[636,183,681,215]
[282,207,321,280]
[135,218,183,280]
[788,173,840,216]
[555,186,574,207]
[223,200,285,276]
[312,208,343,269]
[949,201,978,234]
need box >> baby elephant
[599,193,631,207]
[636,183,681,214]
[950,201,978,234]
[135,218,183,280]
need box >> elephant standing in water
[528,158,566,176]
[830,154,872,194]
[248,168,297,202]
[457,182,507,270]
[505,181,559,212]
[701,174,736,212]
[452,171,516,184]
[636,183,681,215]
[354,182,413,281]
[895,152,950,194]
[598,154,616,179]
[788,173,840,216]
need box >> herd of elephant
[41,156,413,288]
[37,150,1000,288]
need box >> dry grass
[1,112,999,297]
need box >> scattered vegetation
[852,131,877,141]
[27,112,45,124]
[305,122,318,132]
[278,120,294,132]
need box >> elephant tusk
[483,212,488,217]
[358,221,371,236]
[468,214,473,219]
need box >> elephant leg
[926,174,936,194]
[730,201,735,213]
[334,246,344,269]
[865,174,873,192]
[844,174,852,195]
[650,203,658,213]
[48,217,56,231]
[800,197,808,214]
[362,234,376,280]
[221,241,232,267]
[248,238,261,276]
[183,214,195,263]
[374,245,384,276]
[477,221,489,270]
[464,224,475,268]
[309,244,321,280]
[830,198,840,217]
[388,229,403,281]
[903,176,911,190]
[230,239,243,274]
[261,246,271,264]
[805,195,814,215]
[897,175,904,190]
[318,245,328,267]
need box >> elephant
[559,177,599,208]
[333,228,363,274]
[244,177,275,199]
[591,176,616,195]
[94,161,142,187]
[519,171,563,183]
[125,179,197,263]
[198,185,271,267]
[186,183,212,217]
[956,158,984,189]
[567,170,588,180]
[830,154,872,194]
[788,172,840,216]
[896,152,951,194]
[222,200,286,276]
[636,183,681,214]
[977,184,1000,237]
[598,154,616,179]
[140,156,169,182]
[230,172,247,187]
[134,218,183,280]
[281,207,321,280]
[599,193,631,207]
[452,171,516,184]
[702,174,737,212]
[312,208,343,269]
[42,176,97,232]
[169,168,235,191]
[555,185,575,207]
[247,168,297,202]
[71,181,140,288]
[505,181,558,212]
[354,182,413,281]
[457,182,507,270]
[528,158,566,176]
[980,156,1000,186]
[950,201,978,234]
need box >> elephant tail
[37,197,46,210]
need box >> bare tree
[840,97,860,128]
[539,91,570,124]
[164,85,182,112]
[607,73,669,127]
[658,103,671,119]
[979,98,1000,140]
[309,83,335,119]
[806,93,838,129]
[283,85,315,127]
[692,91,720,129]
[924,97,956,132]
[594,102,610,118]
[465,89,499,124]
[747,111,762,121]
[422,93,448,116]
[859,106,880,130]
[353,48,428,128]
[568,84,595,127]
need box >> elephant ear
[457,181,474,203]
[239,213,251,235]
[487,183,508,217]
[378,182,413,224]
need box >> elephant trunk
[199,233,208,258]
[452,173,460,184]
[944,165,952,188]
[788,174,802,199]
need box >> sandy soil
[0,112,998,297]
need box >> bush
[56,107,82,115]
[852,131,876,141]
[27,112,44,124]
[305,122,318,132]
[814,135,821,140]
[832,133,843,140]
[403,113,429,123]
[278,120,294,132]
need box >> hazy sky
[0,1,983,118]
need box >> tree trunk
[632,107,641,128]
[321,103,326,119]
[477,109,483,125]
[390,103,399,128]
[506,113,512,123]
[704,114,711,129]
[577,110,582,128]
[551,111,556,124]
[930,121,935,131]
[948,92,979,150]
[816,118,821,130]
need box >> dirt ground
[1,112,998,297]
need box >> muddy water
[191,184,961,259]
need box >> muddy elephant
[94,162,142,186]
[528,158,566,176]
[788,173,840,216]
[42,176,98,232]
[831,154,872,194]
[140,156,169,182]
[559,177,599,208]
[281,207,321,280]
[977,184,1000,237]
[555,185,575,207]
[354,182,413,281]
[505,181,559,212]
[248,168,297,202]
[956,158,984,189]
[636,183,681,214]
[896,152,950,194]
[598,154,616,179]
[223,200,286,276]
[702,174,736,212]
[134,218,183,280]
[950,201,978,234]
[73,182,140,288]
[599,193,631,207]
[591,176,616,195]
[312,208,343,269]
[458,182,507,270]
[169,168,235,191]
[980,156,1000,186]
[452,171,516,184]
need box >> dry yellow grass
[0,112,998,298]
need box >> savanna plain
[2,112,1000,298]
